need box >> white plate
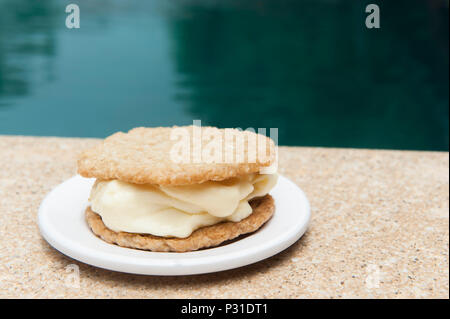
[38,175,310,276]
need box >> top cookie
[77,126,276,186]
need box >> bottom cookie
[85,194,275,252]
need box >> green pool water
[0,0,448,150]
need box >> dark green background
[0,0,448,150]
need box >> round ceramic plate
[38,175,310,276]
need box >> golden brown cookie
[85,194,275,252]
[77,126,276,186]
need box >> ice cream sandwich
[78,126,278,252]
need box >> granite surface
[0,135,448,298]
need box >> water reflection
[169,0,449,150]
[0,0,448,150]
[0,0,57,99]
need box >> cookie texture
[77,126,276,186]
[85,194,275,252]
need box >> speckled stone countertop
[0,136,448,298]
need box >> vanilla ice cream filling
[89,173,278,238]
